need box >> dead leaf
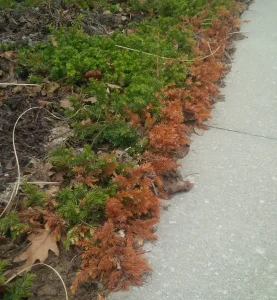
[194,126,204,136]
[12,85,24,94]
[0,90,7,104]
[98,294,106,300]
[45,186,60,198]
[134,235,144,247]
[24,158,54,182]
[26,86,42,97]
[51,172,64,183]
[106,83,122,89]
[126,28,137,34]
[84,69,102,81]
[80,118,92,126]
[43,81,60,95]
[166,180,194,195]
[38,100,52,107]
[60,98,73,110]
[13,230,59,272]
[0,50,18,60]
[83,97,97,104]
[50,36,58,47]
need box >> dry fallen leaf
[83,97,97,104]
[134,235,144,247]
[126,28,138,34]
[80,118,92,126]
[166,180,194,195]
[60,98,74,110]
[51,171,64,183]
[26,86,42,97]
[43,81,60,95]
[24,158,54,182]
[0,50,18,60]
[38,100,52,107]
[13,230,59,271]
[12,85,24,94]
[50,36,58,47]
[106,83,122,89]
[45,185,60,198]
[194,126,204,136]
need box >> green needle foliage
[0,260,36,300]
[0,212,26,239]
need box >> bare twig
[207,42,215,60]
[229,31,249,35]
[0,83,40,86]
[115,44,175,60]
[115,44,221,62]
[199,46,221,61]
[26,181,60,185]
[224,50,233,69]
[90,124,109,147]
[151,181,158,196]
[5,263,68,300]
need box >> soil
[0,87,56,193]
[0,3,144,47]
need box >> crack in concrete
[208,125,277,141]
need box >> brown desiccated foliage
[72,166,160,292]
[84,69,103,81]
[19,207,64,240]
[71,4,243,293]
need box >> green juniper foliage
[0,212,26,239]
[23,182,45,207]
[18,17,191,148]
[48,145,128,225]
[56,183,112,225]
[0,260,36,300]
[15,0,233,150]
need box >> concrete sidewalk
[110,1,277,299]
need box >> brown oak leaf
[10,230,59,275]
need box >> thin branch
[229,31,249,35]
[198,46,221,61]
[0,83,40,86]
[224,50,233,69]
[207,42,215,60]
[26,181,60,185]
[115,44,221,62]
[115,44,175,60]
[90,124,109,147]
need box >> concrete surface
[109,1,277,299]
